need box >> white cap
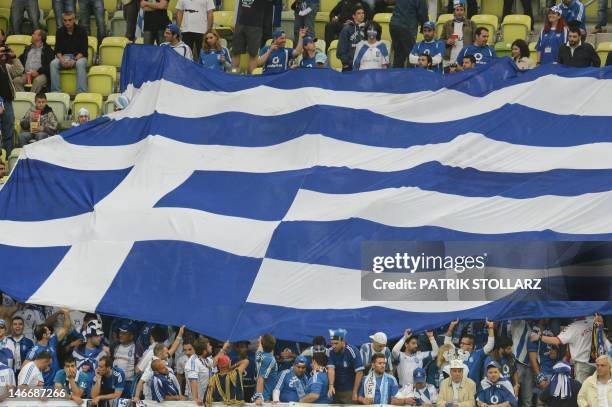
[369,332,387,345]
[78,108,90,117]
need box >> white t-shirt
[18,362,44,387]
[596,381,609,407]
[450,21,464,62]
[13,308,45,341]
[0,366,15,392]
[114,343,136,380]
[176,0,215,34]
[184,355,214,401]
[175,353,188,375]
[557,318,595,364]
[396,351,433,386]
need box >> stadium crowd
[0,296,611,407]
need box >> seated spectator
[14,30,54,94]
[206,354,249,404]
[456,27,496,66]
[353,22,389,70]
[392,329,438,387]
[476,361,518,407]
[114,96,129,112]
[50,12,88,94]
[461,54,476,69]
[298,36,328,68]
[511,39,535,70]
[161,24,193,60]
[337,5,367,71]
[150,359,184,402]
[536,6,568,65]
[557,26,600,67]
[360,332,392,375]
[417,53,433,70]
[199,30,232,71]
[257,29,305,75]
[91,356,126,407]
[19,93,59,146]
[440,0,478,63]
[72,108,90,127]
[538,362,582,407]
[18,352,51,388]
[577,355,611,407]
[559,0,586,35]
[357,354,400,405]
[409,21,445,72]
[396,367,437,406]
[325,0,371,51]
[300,352,332,403]
[54,356,89,404]
[272,355,309,402]
[437,358,476,407]
[231,0,266,74]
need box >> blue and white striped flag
[0,46,611,342]
[135,7,144,39]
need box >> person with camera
[0,43,25,158]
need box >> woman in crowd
[511,39,535,70]
[535,5,568,65]
[199,30,232,72]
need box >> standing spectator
[360,332,393,374]
[91,356,126,407]
[18,351,51,388]
[557,26,601,67]
[142,0,171,45]
[0,320,15,370]
[409,21,445,72]
[511,39,534,69]
[538,361,582,407]
[112,323,136,397]
[0,43,23,158]
[161,24,194,59]
[456,27,496,66]
[357,354,400,405]
[53,0,77,30]
[257,28,305,75]
[528,320,561,387]
[135,326,168,378]
[440,0,477,63]
[275,340,303,371]
[292,0,318,42]
[14,30,54,94]
[592,0,608,33]
[577,355,611,407]
[436,358,476,407]
[73,320,107,374]
[54,356,89,404]
[444,319,495,384]
[392,329,438,387]
[445,0,476,18]
[151,359,184,401]
[300,352,332,404]
[231,0,266,74]
[50,13,88,94]
[389,0,428,68]
[206,354,249,404]
[124,0,139,41]
[8,317,34,377]
[396,367,437,405]
[272,355,309,402]
[260,0,282,47]
[78,0,105,43]
[185,337,217,404]
[19,93,59,146]
[10,0,40,35]
[336,5,366,71]
[199,30,232,71]
[536,6,568,65]
[352,22,389,70]
[327,328,364,404]
[176,0,215,59]
[484,337,520,395]
[228,341,256,401]
[298,36,328,67]
[502,0,533,31]
[559,0,586,34]
[324,0,371,51]
[254,333,278,405]
[508,320,535,407]
[477,361,518,407]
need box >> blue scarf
[549,362,572,400]
[363,371,393,403]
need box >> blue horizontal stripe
[0,159,132,221]
[120,45,612,96]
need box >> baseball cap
[78,108,90,117]
[315,52,328,65]
[303,35,316,45]
[0,319,6,328]
[369,332,387,345]
[413,367,426,383]
[329,328,347,340]
[487,360,502,370]
[167,23,181,36]
[549,5,562,14]
[423,21,435,31]
[273,29,285,40]
[453,0,466,8]
[217,354,230,368]
[294,355,309,366]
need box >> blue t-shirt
[199,48,232,71]
[95,367,126,395]
[410,40,445,72]
[273,368,308,402]
[26,335,59,386]
[326,344,364,392]
[464,348,487,384]
[151,372,180,402]
[255,351,278,400]
[357,374,399,404]
[536,27,568,65]
[456,44,497,65]
[54,369,90,395]
[477,381,518,407]
[306,370,332,404]
[258,46,294,75]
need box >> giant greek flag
[1,46,611,342]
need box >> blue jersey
[95,367,126,395]
[477,380,518,407]
[410,40,445,72]
[199,47,232,71]
[327,344,364,392]
[456,44,497,65]
[259,46,294,75]
[464,348,487,383]
[273,368,308,402]
[54,369,90,395]
[484,355,516,381]
[26,335,59,386]
[305,370,331,403]
[255,351,278,400]
[527,328,558,376]
[360,343,393,372]
[8,336,34,372]
[151,371,180,402]
[358,374,399,404]
[559,0,586,31]
[536,27,568,65]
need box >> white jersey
[395,351,433,386]
[13,308,45,341]
[0,365,15,392]
[0,338,16,369]
[113,343,136,380]
[558,317,598,364]
[161,41,193,60]
[175,353,188,375]
[18,362,44,387]
[138,344,155,374]
[184,355,214,401]
[176,0,215,33]
[397,383,438,404]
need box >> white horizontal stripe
[283,187,612,234]
[24,133,612,173]
[110,75,612,122]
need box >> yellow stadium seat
[39,0,53,12]
[88,65,117,97]
[221,0,236,12]
[480,0,503,20]
[529,41,536,62]
[6,35,32,58]
[59,69,78,96]
[13,92,35,126]
[315,12,329,39]
[373,13,392,42]
[435,13,453,39]
[501,14,530,42]
[471,14,498,45]
[88,36,98,67]
[168,0,178,12]
[110,10,126,37]
[315,39,326,53]
[596,42,612,67]
[494,41,512,58]
[0,8,9,34]
[0,0,9,9]
[264,38,294,48]
[45,92,71,121]
[104,0,118,11]
[104,93,120,114]
[320,0,336,13]
[99,36,130,68]
[239,53,249,73]
[8,148,22,174]
[251,67,263,75]
[213,11,235,37]
[327,39,341,71]
[74,93,103,119]
[46,35,56,48]
[46,12,57,35]
[135,37,144,44]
